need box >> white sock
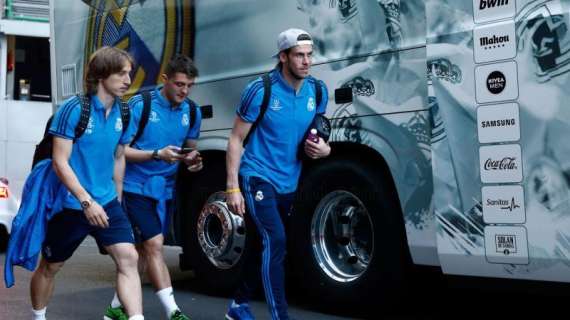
[111,292,122,308]
[156,287,179,317]
[231,300,240,308]
[32,307,47,320]
[128,316,144,320]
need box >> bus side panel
[429,0,570,282]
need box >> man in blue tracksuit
[225,29,331,320]
[30,47,145,320]
[103,55,202,320]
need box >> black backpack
[129,90,198,147]
[32,94,131,169]
[243,74,325,147]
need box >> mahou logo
[479,144,522,183]
[473,0,516,24]
[473,20,516,64]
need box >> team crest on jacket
[270,97,282,111]
[307,97,315,112]
[255,190,264,201]
[86,117,94,135]
[115,118,123,132]
[149,111,160,123]
[182,113,190,126]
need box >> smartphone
[178,147,195,154]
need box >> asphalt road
[0,238,358,320]
[3,238,570,320]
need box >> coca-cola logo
[484,157,517,170]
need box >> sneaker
[103,305,128,320]
[225,302,255,320]
[170,310,190,320]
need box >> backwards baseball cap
[274,28,313,57]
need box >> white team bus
[49,0,570,307]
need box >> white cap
[274,28,313,57]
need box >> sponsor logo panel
[477,102,520,143]
[479,144,523,183]
[482,185,525,224]
[475,61,519,104]
[484,226,528,264]
[473,20,517,63]
[473,0,516,24]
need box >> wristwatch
[81,198,93,210]
[152,149,160,161]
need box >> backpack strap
[185,97,197,130]
[314,78,322,111]
[119,100,130,136]
[130,90,152,147]
[243,73,271,147]
[74,94,91,141]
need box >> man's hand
[304,137,331,159]
[226,191,246,216]
[83,201,109,228]
[158,145,183,163]
[183,150,203,172]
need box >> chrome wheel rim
[311,190,374,282]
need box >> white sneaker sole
[225,314,235,320]
[103,316,113,320]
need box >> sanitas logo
[480,34,509,50]
[486,197,521,212]
[486,71,506,94]
[484,157,517,170]
[481,118,515,128]
[479,0,509,10]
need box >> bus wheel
[178,157,253,294]
[290,157,409,307]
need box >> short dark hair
[164,54,199,78]
[84,46,133,94]
[276,48,292,69]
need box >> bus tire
[290,157,409,307]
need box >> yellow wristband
[226,188,241,194]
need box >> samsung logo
[481,118,515,128]
[479,0,509,10]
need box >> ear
[279,51,288,64]
[160,73,169,83]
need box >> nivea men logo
[475,61,518,103]
[495,234,517,255]
[473,0,516,24]
[484,157,517,171]
[479,0,509,10]
[487,71,506,94]
[479,144,522,183]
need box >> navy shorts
[42,198,134,263]
[122,191,170,242]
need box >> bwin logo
[480,0,509,10]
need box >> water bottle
[307,128,319,143]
